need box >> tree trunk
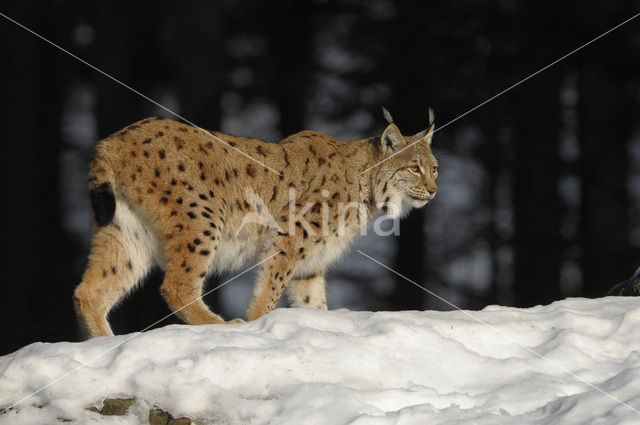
[578,56,635,297]
[511,73,563,307]
[389,209,426,310]
[268,0,313,137]
[0,1,76,352]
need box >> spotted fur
[74,116,438,337]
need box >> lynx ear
[425,123,435,145]
[410,108,436,145]
[411,123,435,146]
[381,123,405,154]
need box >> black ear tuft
[382,107,393,124]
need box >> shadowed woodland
[1,1,639,355]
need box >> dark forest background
[1,1,639,355]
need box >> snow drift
[1,297,639,424]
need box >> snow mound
[1,297,640,424]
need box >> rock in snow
[1,297,639,424]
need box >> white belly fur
[123,203,359,277]
[210,227,266,273]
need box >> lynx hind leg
[160,262,226,326]
[159,222,230,326]
[286,273,328,310]
[74,204,157,337]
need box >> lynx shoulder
[74,113,438,337]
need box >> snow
[1,297,639,424]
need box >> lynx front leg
[246,247,304,321]
[286,273,328,310]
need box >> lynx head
[372,108,438,218]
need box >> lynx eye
[433,165,439,175]
[409,165,421,174]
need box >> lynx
[74,110,438,337]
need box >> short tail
[88,144,116,227]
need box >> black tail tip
[90,183,115,227]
